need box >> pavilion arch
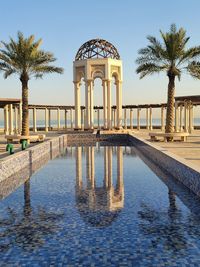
[73,38,123,130]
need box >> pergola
[174,95,200,132]
[175,95,200,105]
[0,98,21,108]
[0,98,22,135]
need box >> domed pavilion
[73,38,123,130]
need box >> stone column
[48,109,51,130]
[175,102,179,132]
[64,110,67,129]
[102,80,107,129]
[184,101,188,132]
[161,106,165,131]
[4,105,9,135]
[104,147,108,188]
[97,109,100,129]
[191,105,194,131]
[81,109,84,130]
[107,80,112,130]
[124,108,127,129]
[85,80,91,129]
[45,108,48,132]
[74,81,81,130]
[146,108,149,130]
[179,105,183,132]
[70,108,73,129]
[18,102,22,134]
[76,146,82,188]
[108,146,112,189]
[57,108,60,130]
[113,109,116,128]
[149,107,153,131]
[111,108,114,128]
[14,106,18,134]
[137,108,140,130]
[189,102,193,133]
[130,109,133,130]
[33,108,37,133]
[8,104,14,135]
[116,80,122,129]
[90,81,94,129]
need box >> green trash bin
[6,144,14,154]
[21,140,28,150]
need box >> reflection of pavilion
[75,146,124,227]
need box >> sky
[0,0,200,112]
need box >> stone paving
[133,129,200,168]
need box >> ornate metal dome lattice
[75,38,120,61]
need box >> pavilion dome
[75,38,120,61]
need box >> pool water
[0,143,200,266]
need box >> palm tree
[136,24,200,135]
[0,32,63,137]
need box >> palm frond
[136,63,168,79]
[0,31,64,80]
[187,61,200,79]
[136,23,198,81]
[4,68,16,79]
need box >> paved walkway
[133,129,200,168]
[1,129,200,169]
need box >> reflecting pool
[0,143,200,266]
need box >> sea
[1,118,200,128]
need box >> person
[96,129,100,138]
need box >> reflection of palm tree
[138,189,187,253]
[0,179,64,252]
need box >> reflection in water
[1,144,200,265]
[0,179,64,253]
[75,146,124,227]
[134,145,200,257]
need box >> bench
[5,134,46,144]
[149,132,189,142]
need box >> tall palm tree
[136,24,200,135]
[0,32,63,136]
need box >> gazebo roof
[75,38,120,61]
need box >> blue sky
[1,0,200,109]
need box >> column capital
[116,80,123,85]
[73,81,81,87]
[85,79,93,86]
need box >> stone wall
[0,134,68,183]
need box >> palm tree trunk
[21,76,29,136]
[166,75,175,134]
